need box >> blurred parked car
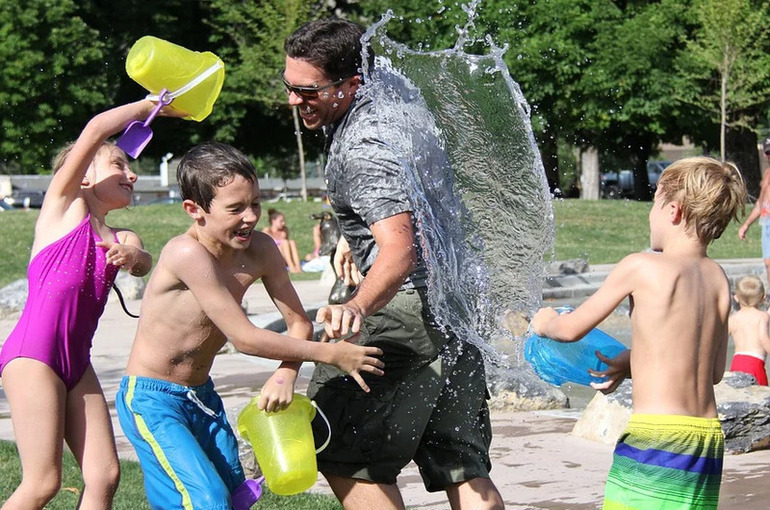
[601,160,671,199]
[4,190,45,208]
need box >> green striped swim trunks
[603,413,723,510]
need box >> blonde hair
[51,141,116,173]
[735,275,765,307]
[656,156,747,245]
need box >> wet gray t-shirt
[324,93,428,289]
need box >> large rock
[0,279,28,319]
[571,381,631,445]
[109,272,146,301]
[487,364,569,411]
[718,372,770,453]
[572,372,770,454]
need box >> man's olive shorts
[308,287,493,491]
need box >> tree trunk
[631,141,653,201]
[538,131,560,195]
[720,49,729,161]
[580,147,600,200]
[726,126,762,199]
[292,106,308,202]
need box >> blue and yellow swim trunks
[116,376,245,509]
[603,414,724,510]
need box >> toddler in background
[728,275,770,385]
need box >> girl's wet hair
[285,18,373,81]
[52,141,117,173]
[656,156,747,245]
[177,142,256,211]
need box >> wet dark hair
[177,142,256,211]
[285,18,373,80]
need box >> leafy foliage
[1,0,769,192]
[0,0,109,173]
[675,0,770,158]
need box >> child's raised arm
[44,100,160,213]
[167,236,384,391]
[531,253,642,341]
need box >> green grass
[0,198,761,288]
[0,440,150,509]
[550,198,759,263]
[0,200,330,288]
[0,440,343,509]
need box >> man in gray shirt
[284,18,504,510]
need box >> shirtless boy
[116,142,383,509]
[728,275,770,385]
[532,156,746,509]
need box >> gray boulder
[487,364,569,411]
[0,279,28,319]
[544,258,589,276]
[109,272,146,301]
[572,372,770,454]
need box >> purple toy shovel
[116,89,172,159]
[231,477,264,509]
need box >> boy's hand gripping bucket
[237,394,331,496]
[125,35,225,122]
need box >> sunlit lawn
[550,198,760,264]
[0,198,760,288]
[0,439,344,508]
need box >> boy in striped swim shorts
[532,157,748,509]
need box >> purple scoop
[116,89,172,159]
[231,477,264,509]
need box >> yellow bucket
[237,394,330,496]
[125,36,225,122]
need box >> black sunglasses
[281,73,349,99]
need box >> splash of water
[361,9,554,368]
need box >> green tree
[486,0,609,194]
[675,0,770,193]
[0,0,110,174]
[580,0,692,200]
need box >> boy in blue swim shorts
[116,143,384,509]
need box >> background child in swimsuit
[0,100,178,508]
[116,143,383,509]
[532,157,747,509]
[262,207,302,273]
[728,275,770,385]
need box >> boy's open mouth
[234,228,252,240]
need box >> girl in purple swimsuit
[0,100,178,508]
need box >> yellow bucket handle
[145,60,223,102]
